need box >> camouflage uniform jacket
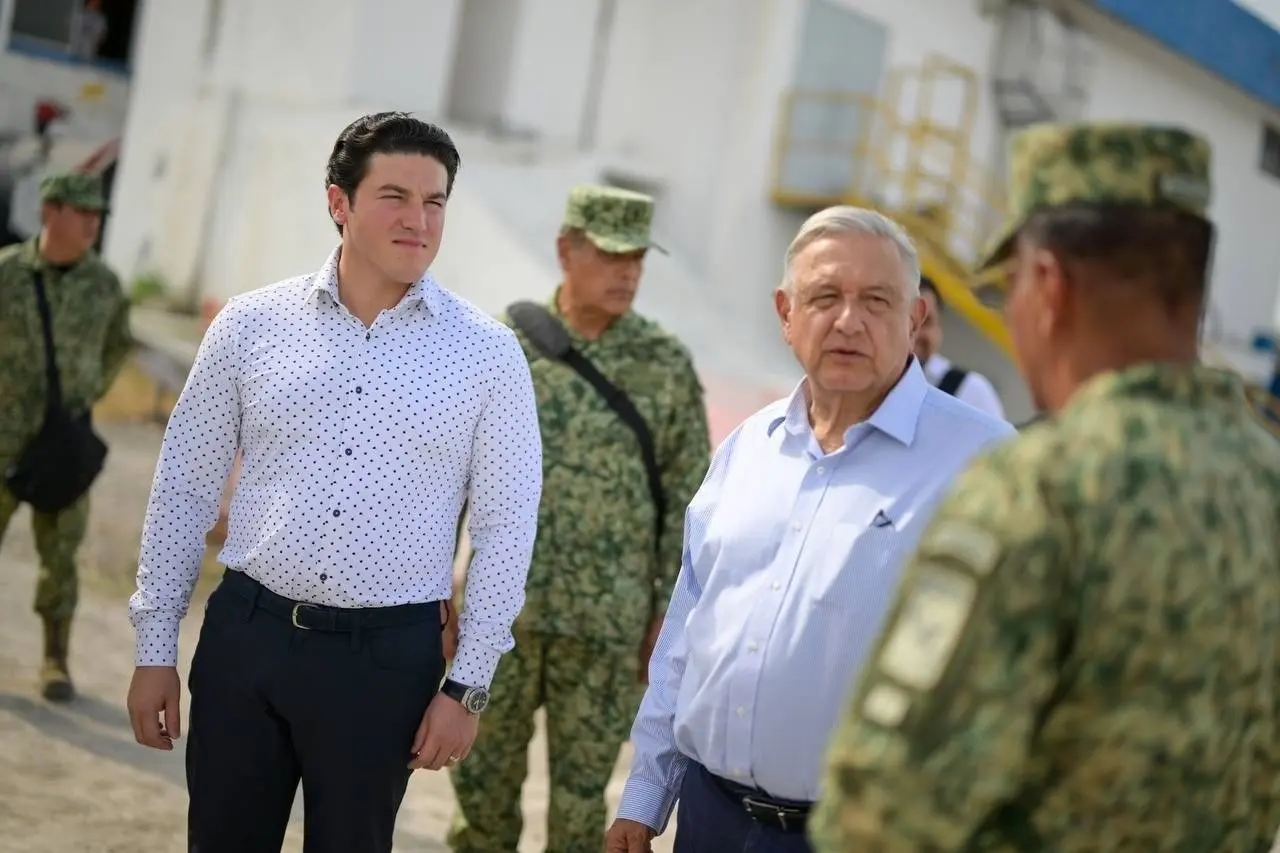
[810,363,1280,852]
[0,238,132,461]
[503,291,710,648]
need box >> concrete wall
[102,0,1280,423]
[104,0,463,295]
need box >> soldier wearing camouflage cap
[0,170,131,702]
[810,122,1280,851]
[448,184,710,852]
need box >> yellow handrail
[769,54,1015,358]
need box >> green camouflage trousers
[447,629,645,853]
[0,483,89,621]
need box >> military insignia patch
[875,565,978,692]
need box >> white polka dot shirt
[127,248,543,689]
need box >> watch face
[462,687,490,714]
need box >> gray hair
[780,206,921,298]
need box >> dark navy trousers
[185,571,444,853]
[674,763,815,853]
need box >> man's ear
[774,287,793,343]
[326,184,348,226]
[908,294,927,338]
[555,232,575,270]
[1034,247,1071,339]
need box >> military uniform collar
[1064,362,1246,414]
[545,285,640,346]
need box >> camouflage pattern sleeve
[653,349,710,614]
[98,272,133,398]
[809,442,1072,852]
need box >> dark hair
[324,111,462,234]
[920,275,941,310]
[1020,203,1214,312]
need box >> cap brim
[584,232,667,255]
[45,197,108,213]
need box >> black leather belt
[708,770,811,833]
[221,569,439,632]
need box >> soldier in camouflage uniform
[447,185,711,853]
[0,172,131,702]
[810,123,1280,851]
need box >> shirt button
[332,509,341,518]
[771,582,781,591]
[732,767,744,777]
[319,573,328,581]
[344,448,352,456]
[355,386,363,394]
[816,466,825,475]
[736,706,746,717]
[747,640,759,652]
[791,522,801,532]
[365,332,371,341]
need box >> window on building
[1262,125,1280,181]
[6,0,140,72]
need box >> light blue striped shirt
[615,358,1016,832]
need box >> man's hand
[605,818,656,852]
[127,665,182,750]
[639,615,663,684]
[408,692,478,771]
[441,602,459,661]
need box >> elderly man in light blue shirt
[605,207,1016,853]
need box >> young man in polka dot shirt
[124,111,543,853]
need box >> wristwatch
[440,678,490,715]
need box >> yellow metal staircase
[770,53,1014,358]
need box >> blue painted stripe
[1087,0,1280,111]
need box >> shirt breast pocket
[808,512,913,613]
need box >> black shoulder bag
[4,270,108,513]
[507,301,666,548]
[937,366,969,397]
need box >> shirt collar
[767,356,930,448]
[305,246,443,315]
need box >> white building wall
[105,0,463,299]
[501,0,600,145]
[593,0,1023,412]
[348,0,461,116]
[446,0,522,127]
[101,0,218,282]
[103,0,1280,403]
[1066,2,1280,360]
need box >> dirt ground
[0,415,676,852]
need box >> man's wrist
[439,678,490,714]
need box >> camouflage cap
[39,171,108,212]
[976,122,1212,273]
[563,184,666,254]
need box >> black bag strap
[937,366,968,397]
[30,269,65,420]
[507,301,666,549]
